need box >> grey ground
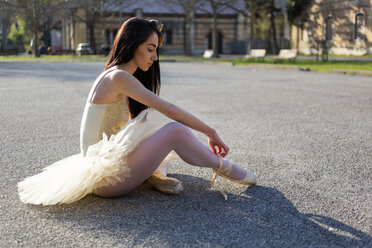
[0,61,371,247]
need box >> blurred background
[0,0,370,58]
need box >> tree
[3,0,64,57]
[244,0,263,52]
[62,0,134,54]
[244,0,281,53]
[229,0,289,53]
[200,0,237,57]
[82,0,106,54]
[226,0,269,52]
[269,0,281,54]
[0,0,16,51]
[162,0,203,56]
[286,0,312,54]
[7,18,32,50]
[286,0,312,24]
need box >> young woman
[18,17,257,205]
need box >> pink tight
[94,122,245,197]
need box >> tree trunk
[32,0,40,57]
[100,5,107,48]
[1,24,9,51]
[296,24,299,50]
[33,22,40,57]
[185,10,195,56]
[270,0,278,54]
[89,22,96,54]
[185,12,191,56]
[212,10,219,57]
[249,1,255,51]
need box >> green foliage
[255,13,270,39]
[7,18,32,49]
[286,0,312,24]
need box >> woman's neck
[118,61,137,75]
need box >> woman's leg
[94,122,247,198]
[153,160,170,176]
[147,159,184,195]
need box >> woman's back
[80,68,130,155]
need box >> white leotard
[79,68,130,155]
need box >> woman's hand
[208,131,229,157]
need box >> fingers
[214,145,229,158]
[220,145,229,157]
[209,135,230,157]
[216,139,228,156]
[209,144,217,154]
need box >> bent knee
[163,121,191,138]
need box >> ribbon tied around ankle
[210,154,228,200]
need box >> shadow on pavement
[29,175,371,247]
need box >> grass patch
[298,53,372,58]
[232,58,372,72]
[160,55,372,73]
[2,54,372,73]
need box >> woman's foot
[147,173,184,195]
[212,156,257,186]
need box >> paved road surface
[0,62,371,247]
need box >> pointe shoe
[211,155,257,187]
[147,173,184,195]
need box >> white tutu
[18,108,177,205]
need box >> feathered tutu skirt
[18,108,176,206]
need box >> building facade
[56,0,250,55]
[291,0,372,55]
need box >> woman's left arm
[164,102,229,156]
[113,71,229,156]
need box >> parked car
[38,45,48,55]
[76,43,93,55]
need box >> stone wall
[291,0,372,55]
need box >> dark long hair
[104,17,164,118]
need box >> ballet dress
[18,70,176,206]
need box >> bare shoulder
[90,69,139,103]
[109,69,138,86]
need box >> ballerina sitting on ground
[18,17,257,206]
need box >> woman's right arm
[112,71,229,156]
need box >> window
[326,16,333,41]
[165,30,173,45]
[354,12,366,40]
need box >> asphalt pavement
[0,61,371,247]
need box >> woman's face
[133,32,159,71]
